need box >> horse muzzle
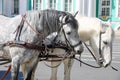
[73,41,84,54]
[98,58,111,68]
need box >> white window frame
[50,0,56,9]
[65,0,72,12]
[33,0,42,10]
[99,0,111,19]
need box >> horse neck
[24,10,70,40]
[29,11,61,36]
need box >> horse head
[92,22,114,67]
[99,22,114,67]
[58,15,83,54]
[75,14,114,67]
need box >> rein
[21,15,45,38]
[83,32,103,64]
[99,32,104,62]
[0,65,11,80]
[4,41,45,50]
[39,53,102,68]
[0,47,117,80]
[82,32,118,71]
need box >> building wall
[27,0,31,10]
[31,0,96,17]
[0,0,2,14]
[19,0,27,14]
[0,0,96,17]
[0,0,30,17]
[3,0,12,16]
[111,0,120,29]
[79,0,96,17]
[96,0,120,29]
[111,0,120,21]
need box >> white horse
[50,15,115,80]
[0,9,83,80]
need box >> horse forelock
[69,17,78,29]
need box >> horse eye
[67,32,71,35]
[103,41,108,45]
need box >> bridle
[62,28,82,52]
[53,16,82,53]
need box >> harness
[0,14,75,80]
[4,15,71,51]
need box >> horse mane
[24,9,77,35]
[40,9,68,32]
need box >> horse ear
[73,11,79,17]
[59,15,69,24]
[63,15,69,23]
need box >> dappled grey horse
[0,9,83,80]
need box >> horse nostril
[77,50,82,54]
[103,62,110,68]
[77,51,80,53]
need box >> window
[118,0,120,17]
[33,0,42,10]
[101,8,105,16]
[14,0,19,14]
[101,0,110,16]
[98,0,111,20]
[65,0,72,12]
[50,0,56,9]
